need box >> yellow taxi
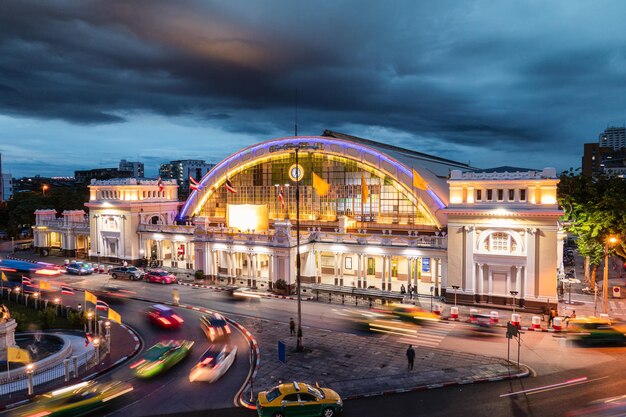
[257,381,343,417]
[387,303,440,324]
[568,316,626,345]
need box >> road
[10,268,626,417]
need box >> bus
[0,258,62,292]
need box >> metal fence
[0,348,97,396]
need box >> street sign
[506,322,519,338]
[278,341,286,364]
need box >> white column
[433,258,440,296]
[525,228,537,298]
[340,254,345,286]
[414,257,420,289]
[357,254,362,288]
[269,254,274,283]
[334,253,339,285]
[506,269,511,295]
[440,257,447,290]
[315,251,321,283]
[381,256,387,290]
[406,257,412,286]
[488,268,493,295]
[478,263,484,295]
[516,265,523,297]
[387,256,393,291]
[362,255,368,287]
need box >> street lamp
[14,286,20,302]
[26,363,34,396]
[33,292,40,310]
[603,236,620,315]
[42,184,49,197]
[451,285,460,306]
[93,337,100,365]
[510,290,519,314]
[104,320,111,353]
[87,311,93,334]
[54,297,60,316]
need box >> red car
[145,270,177,284]
[146,304,184,329]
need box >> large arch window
[479,230,522,254]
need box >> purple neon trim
[427,189,446,209]
[179,136,446,218]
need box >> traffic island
[234,316,528,404]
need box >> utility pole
[295,147,304,352]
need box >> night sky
[1,1,625,178]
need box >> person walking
[406,344,415,371]
[407,284,413,300]
[548,307,556,328]
[289,317,296,336]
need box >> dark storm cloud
[1,0,626,173]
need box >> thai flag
[22,276,32,286]
[96,300,109,311]
[61,285,75,295]
[225,178,237,194]
[189,176,200,191]
[158,177,164,191]
[278,187,285,209]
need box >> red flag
[158,177,164,191]
[189,176,200,191]
[225,178,237,194]
[278,187,285,209]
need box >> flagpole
[295,147,304,352]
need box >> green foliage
[11,311,28,331]
[38,308,57,330]
[194,270,205,280]
[558,169,626,266]
[0,186,89,237]
[274,279,287,290]
[69,310,86,328]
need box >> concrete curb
[343,366,531,401]
[443,317,567,333]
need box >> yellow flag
[85,291,97,305]
[39,280,51,290]
[312,172,329,196]
[108,308,122,324]
[412,168,429,190]
[361,173,369,201]
[1,272,7,282]
[7,347,31,363]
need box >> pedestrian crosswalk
[397,321,455,348]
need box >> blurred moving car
[109,266,144,281]
[146,304,184,329]
[386,303,440,324]
[130,339,194,378]
[13,380,133,417]
[468,313,497,334]
[568,317,626,345]
[227,287,261,301]
[257,381,343,417]
[200,312,232,342]
[189,343,238,383]
[144,270,177,284]
[565,394,626,416]
[65,262,95,275]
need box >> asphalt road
[20,271,626,417]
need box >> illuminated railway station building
[33,131,563,310]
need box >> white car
[188,344,237,383]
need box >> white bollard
[470,308,478,323]
[450,306,459,320]
[553,317,563,331]
[490,311,499,324]
[531,316,541,329]
[433,304,442,315]
[99,264,105,273]
[511,313,521,327]
[64,259,69,266]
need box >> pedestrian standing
[400,284,406,295]
[406,344,415,371]
[289,317,296,336]
[548,307,556,328]
[407,284,413,300]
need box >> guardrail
[306,283,406,307]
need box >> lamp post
[104,320,111,354]
[26,363,34,396]
[295,148,304,352]
[451,285,459,306]
[42,184,49,197]
[14,286,20,302]
[54,297,60,316]
[87,311,93,334]
[93,337,100,365]
[603,236,619,315]
[33,292,39,310]
[510,290,519,314]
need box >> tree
[558,169,626,289]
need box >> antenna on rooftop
[294,88,298,137]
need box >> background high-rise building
[599,126,626,150]
[159,159,215,196]
[119,159,144,178]
[1,173,12,202]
